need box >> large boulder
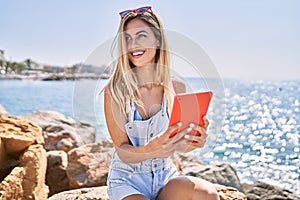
[215,184,247,200]
[243,181,300,200]
[46,150,70,196]
[0,144,49,200]
[174,153,244,192]
[47,186,109,200]
[0,115,44,154]
[66,140,114,189]
[21,111,96,152]
[0,115,44,182]
[0,115,48,199]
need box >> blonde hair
[107,10,173,117]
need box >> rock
[0,144,49,200]
[175,153,244,192]
[48,184,247,200]
[0,105,8,116]
[243,181,300,200]
[0,115,44,182]
[66,140,114,189]
[47,186,109,200]
[46,150,70,196]
[21,111,96,152]
[214,184,247,200]
[0,115,44,154]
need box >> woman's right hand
[145,122,192,159]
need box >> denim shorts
[107,157,178,200]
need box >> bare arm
[104,87,190,163]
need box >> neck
[134,64,156,86]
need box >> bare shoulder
[172,79,186,94]
[103,85,114,102]
[103,85,112,95]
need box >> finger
[189,141,205,148]
[203,117,209,129]
[189,123,207,139]
[162,122,182,139]
[184,135,206,148]
[184,134,206,142]
[170,127,192,143]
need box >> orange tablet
[168,91,213,138]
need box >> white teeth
[132,51,144,56]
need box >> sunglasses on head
[119,6,153,19]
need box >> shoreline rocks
[243,181,300,200]
[174,153,244,192]
[0,115,49,199]
[21,111,96,152]
[66,141,114,189]
[46,150,69,196]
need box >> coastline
[0,72,110,81]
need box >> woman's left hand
[203,116,209,130]
[179,117,209,151]
[184,123,207,148]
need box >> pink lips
[130,50,145,58]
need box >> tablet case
[168,91,213,138]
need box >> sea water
[0,78,299,195]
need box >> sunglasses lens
[120,10,131,18]
[136,7,149,14]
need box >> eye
[125,35,132,41]
[138,34,147,39]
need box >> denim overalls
[107,97,178,200]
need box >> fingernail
[184,135,190,139]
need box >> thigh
[123,194,149,200]
[157,176,219,200]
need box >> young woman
[103,6,219,200]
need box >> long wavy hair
[107,10,173,117]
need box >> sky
[1,0,300,80]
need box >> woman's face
[124,18,160,67]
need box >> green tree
[5,61,11,73]
[25,58,32,70]
[15,63,26,73]
[70,65,78,74]
[0,60,3,69]
[10,62,18,72]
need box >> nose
[127,38,140,50]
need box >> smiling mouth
[131,50,145,57]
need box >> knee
[159,177,219,200]
[202,184,219,200]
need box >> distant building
[77,64,106,74]
[42,65,64,73]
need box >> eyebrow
[135,30,148,35]
[125,30,148,37]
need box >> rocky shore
[0,72,110,81]
[0,104,299,200]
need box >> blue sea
[0,78,299,195]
